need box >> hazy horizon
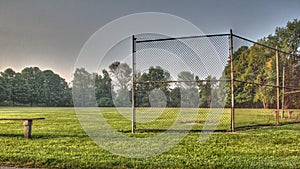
[0,0,299,82]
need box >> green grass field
[0,107,300,168]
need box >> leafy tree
[95,69,114,107]
[178,71,196,89]
[14,72,31,105]
[236,45,269,107]
[253,59,276,108]
[0,74,8,103]
[0,67,72,106]
[42,70,72,106]
[113,89,131,107]
[254,20,300,108]
[197,76,217,108]
[220,46,250,107]
[109,62,132,107]
[178,71,198,108]
[1,68,17,105]
[109,61,132,91]
[168,87,181,107]
[72,68,96,107]
[20,67,43,106]
[135,72,150,107]
[135,66,170,107]
[280,20,300,108]
[223,40,281,108]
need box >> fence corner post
[276,46,280,125]
[132,35,136,133]
[229,29,235,132]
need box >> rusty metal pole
[276,46,280,125]
[132,35,136,133]
[229,29,235,132]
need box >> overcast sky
[0,0,299,82]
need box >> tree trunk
[263,102,268,109]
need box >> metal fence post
[276,46,280,125]
[282,66,285,118]
[229,29,235,132]
[132,35,136,133]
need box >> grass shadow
[135,128,229,133]
[234,121,300,131]
[0,133,89,139]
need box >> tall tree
[72,68,96,107]
[168,87,181,107]
[14,72,31,105]
[237,45,270,107]
[178,71,198,108]
[42,70,72,106]
[109,61,132,107]
[0,75,8,103]
[1,68,17,105]
[197,76,217,108]
[178,71,196,89]
[260,19,300,108]
[135,66,171,107]
[20,67,43,106]
[95,69,114,107]
[109,61,132,91]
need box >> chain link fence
[232,35,300,129]
[133,33,231,131]
[126,31,300,132]
[101,31,299,133]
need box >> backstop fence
[126,30,300,132]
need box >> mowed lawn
[0,107,300,168]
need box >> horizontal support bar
[135,79,229,84]
[136,34,230,43]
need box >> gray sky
[0,0,299,82]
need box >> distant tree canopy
[222,19,300,108]
[1,20,299,108]
[0,67,72,106]
[135,66,171,107]
[72,68,115,107]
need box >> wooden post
[276,46,280,125]
[229,29,235,132]
[23,120,32,139]
[132,35,136,133]
[288,111,293,119]
[281,66,285,119]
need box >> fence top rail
[234,79,300,91]
[135,33,230,43]
[135,32,299,59]
[135,79,229,84]
[232,34,299,58]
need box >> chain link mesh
[232,35,300,129]
[134,34,230,131]
[101,32,299,132]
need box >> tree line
[72,62,221,108]
[222,19,300,109]
[1,19,299,108]
[0,67,72,106]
